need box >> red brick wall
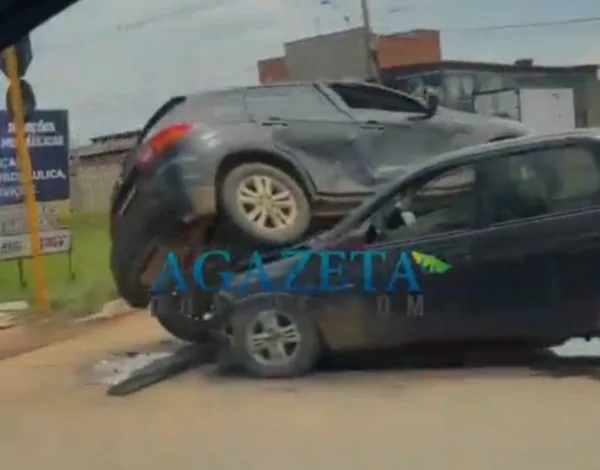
[377,30,441,69]
[256,30,441,83]
[258,56,290,84]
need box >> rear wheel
[220,163,311,246]
[110,182,191,309]
[110,237,153,308]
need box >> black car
[110,81,529,317]
[209,129,600,378]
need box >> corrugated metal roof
[90,130,141,143]
[383,60,599,76]
[71,132,140,159]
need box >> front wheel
[220,163,311,246]
[152,291,214,343]
[229,297,321,378]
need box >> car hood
[224,248,315,298]
[436,106,530,136]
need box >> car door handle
[261,116,288,127]
[360,120,384,131]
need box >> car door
[326,83,454,173]
[546,144,600,337]
[526,143,600,338]
[245,85,367,184]
[350,163,484,348]
[470,143,600,342]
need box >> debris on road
[0,300,28,329]
[84,341,217,396]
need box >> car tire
[152,292,214,343]
[229,297,321,378]
[110,182,189,309]
[220,163,311,246]
[110,238,153,309]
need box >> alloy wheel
[235,175,298,232]
[246,309,302,367]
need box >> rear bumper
[112,167,190,239]
[109,163,214,306]
[111,160,217,241]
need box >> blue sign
[0,109,69,206]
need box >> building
[70,130,141,213]
[71,130,141,167]
[380,60,600,127]
[257,28,441,83]
[256,27,600,128]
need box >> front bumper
[151,290,199,318]
[204,292,236,328]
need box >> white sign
[0,203,61,236]
[1,120,65,149]
[0,215,60,236]
[0,229,71,261]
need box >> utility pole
[360,0,380,83]
[1,40,50,311]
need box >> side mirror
[425,90,439,117]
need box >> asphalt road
[1,313,600,470]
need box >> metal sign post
[2,45,50,310]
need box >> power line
[34,1,600,57]
[64,64,258,111]
[39,14,600,108]
[445,16,600,32]
[36,1,221,54]
[26,4,600,110]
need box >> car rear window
[151,91,246,135]
[140,90,247,142]
[138,96,186,143]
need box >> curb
[74,299,144,325]
[0,312,17,329]
[0,301,145,361]
[0,300,29,330]
[0,298,143,331]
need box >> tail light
[138,123,193,169]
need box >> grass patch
[0,212,117,318]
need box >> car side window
[329,83,425,114]
[372,165,478,241]
[169,91,246,124]
[245,85,341,120]
[487,145,600,224]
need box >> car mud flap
[101,342,218,396]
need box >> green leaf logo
[411,251,453,274]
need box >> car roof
[410,128,600,171]
[183,80,384,99]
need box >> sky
[7,0,600,143]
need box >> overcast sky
[7,0,600,143]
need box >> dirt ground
[1,313,600,470]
